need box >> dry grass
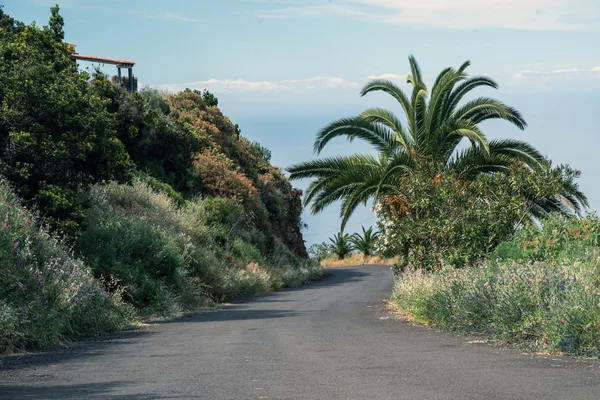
[320,253,398,268]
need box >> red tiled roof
[71,53,135,66]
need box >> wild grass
[320,254,398,268]
[76,180,321,315]
[0,178,133,353]
[393,214,600,357]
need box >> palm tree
[350,226,380,256]
[288,56,587,229]
[329,232,354,260]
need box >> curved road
[1,265,600,399]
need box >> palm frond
[358,107,413,151]
[442,76,498,123]
[453,97,527,130]
[312,117,395,155]
[360,80,412,127]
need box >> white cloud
[156,65,600,94]
[155,76,360,93]
[507,65,600,90]
[255,0,599,30]
[367,73,408,81]
[552,68,585,73]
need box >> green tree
[89,73,200,193]
[329,232,354,260]
[350,226,380,256]
[201,89,218,107]
[48,4,64,41]
[251,141,272,163]
[308,242,332,261]
[0,7,132,233]
[287,56,587,229]
[376,162,578,270]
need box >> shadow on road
[284,267,372,292]
[0,381,174,399]
[159,307,305,324]
[0,329,155,373]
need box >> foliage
[308,242,333,262]
[393,214,600,357]
[201,89,218,107]
[0,178,132,353]
[288,56,587,230]
[139,88,171,115]
[250,141,272,163]
[167,90,308,258]
[75,180,320,312]
[89,74,200,193]
[376,163,575,271]
[350,226,380,256]
[320,253,397,268]
[0,8,133,234]
[329,232,354,260]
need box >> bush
[393,214,600,357]
[376,164,571,271]
[0,178,132,353]
[76,180,320,311]
[308,242,333,262]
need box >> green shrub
[393,214,600,357]
[0,178,132,353]
[308,242,333,262]
[76,180,321,311]
[377,164,572,271]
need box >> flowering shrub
[167,90,307,258]
[0,178,132,353]
[376,164,572,271]
[393,214,600,356]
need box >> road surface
[1,265,599,399]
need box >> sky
[5,0,600,246]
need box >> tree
[49,4,64,42]
[308,242,332,261]
[350,226,380,256]
[201,89,218,107]
[0,7,132,233]
[375,162,578,270]
[287,56,587,229]
[329,232,353,260]
[250,141,272,163]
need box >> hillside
[0,6,317,352]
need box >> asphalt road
[1,265,600,399]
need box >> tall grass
[76,180,321,315]
[0,178,133,353]
[320,254,397,268]
[393,214,600,357]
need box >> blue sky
[5,0,600,246]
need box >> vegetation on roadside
[307,226,382,263]
[320,254,397,268]
[76,180,320,316]
[350,227,380,257]
[0,178,133,353]
[393,214,600,357]
[0,7,316,353]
